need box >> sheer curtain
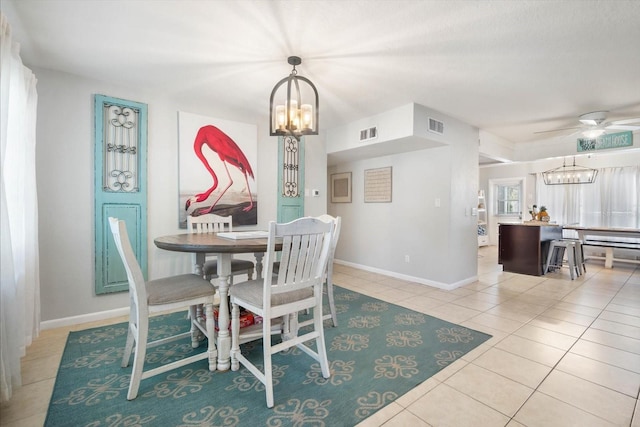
[1,14,40,402]
[536,165,640,228]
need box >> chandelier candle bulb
[288,99,298,130]
[275,105,286,131]
[301,104,313,130]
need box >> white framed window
[495,182,522,216]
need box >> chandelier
[269,56,319,140]
[542,157,598,185]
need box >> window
[496,183,521,215]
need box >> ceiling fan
[535,111,640,138]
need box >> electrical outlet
[404,255,410,263]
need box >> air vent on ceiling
[359,126,378,142]
[428,117,444,135]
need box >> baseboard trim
[41,307,129,330]
[334,259,477,291]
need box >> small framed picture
[364,166,392,203]
[330,172,352,203]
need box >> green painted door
[94,95,148,294]
[277,135,305,223]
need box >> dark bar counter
[498,222,562,276]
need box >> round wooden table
[154,232,278,371]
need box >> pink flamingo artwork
[185,125,255,215]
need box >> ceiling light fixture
[582,128,606,139]
[269,56,319,140]
[578,111,607,126]
[542,157,598,185]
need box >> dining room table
[154,230,279,371]
[562,225,640,268]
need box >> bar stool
[565,239,586,275]
[544,240,580,280]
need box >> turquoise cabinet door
[277,136,305,223]
[94,95,148,294]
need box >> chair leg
[544,244,556,274]
[203,302,217,371]
[576,242,586,274]
[571,245,580,277]
[313,303,331,379]
[189,306,200,348]
[326,278,338,327]
[550,246,565,273]
[567,244,576,280]
[574,245,582,277]
[230,302,240,372]
[282,313,298,341]
[263,317,274,408]
[127,316,148,400]
[121,322,135,368]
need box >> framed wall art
[178,111,257,227]
[364,166,392,203]
[330,172,352,203]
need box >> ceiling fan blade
[605,124,640,131]
[534,126,581,135]
[607,117,640,125]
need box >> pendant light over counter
[542,157,598,185]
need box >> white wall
[34,67,327,323]
[328,104,479,288]
[479,130,514,162]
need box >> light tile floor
[1,246,639,426]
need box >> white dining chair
[299,214,341,328]
[272,215,342,327]
[109,217,217,400]
[187,213,254,283]
[229,217,333,408]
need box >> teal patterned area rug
[46,286,491,426]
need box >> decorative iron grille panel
[103,103,140,192]
[283,135,299,197]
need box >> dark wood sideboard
[498,223,562,276]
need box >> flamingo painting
[185,125,255,216]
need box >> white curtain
[536,165,640,229]
[1,13,40,403]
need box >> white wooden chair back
[266,217,333,299]
[317,214,341,272]
[186,213,254,283]
[187,213,233,234]
[109,217,147,315]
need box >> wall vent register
[359,126,378,142]
[428,117,444,134]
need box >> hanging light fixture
[542,157,598,185]
[269,56,319,140]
